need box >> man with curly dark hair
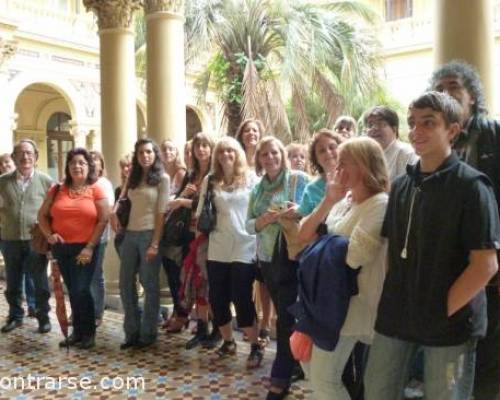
[430,60,500,400]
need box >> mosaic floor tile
[0,282,311,399]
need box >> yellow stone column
[84,0,140,301]
[0,38,18,154]
[144,0,186,149]
[434,0,495,109]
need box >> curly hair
[128,138,164,189]
[428,60,487,116]
[64,148,98,187]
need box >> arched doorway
[14,83,74,176]
[186,107,202,141]
[46,112,74,181]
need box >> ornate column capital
[0,38,18,67]
[83,0,142,30]
[144,0,185,15]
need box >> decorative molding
[0,38,18,67]
[83,0,141,30]
[144,0,185,15]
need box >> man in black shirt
[430,61,500,400]
[365,92,500,400]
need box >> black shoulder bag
[197,174,217,235]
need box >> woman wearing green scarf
[246,136,309,399]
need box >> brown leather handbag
[30,184,60,254]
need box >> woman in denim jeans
[111,138,169,349]
[38,148,109,349]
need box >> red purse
[290,331,313,362]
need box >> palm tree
[187,0,386,141]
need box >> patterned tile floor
[0,281,312,399]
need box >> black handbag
[197,175,217,235]
[115,196,131,228]
[162,206,192,246]
[162,173,193,247]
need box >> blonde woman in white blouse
[196,137,264,368]
[298,137,390,400]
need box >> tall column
[84,0,140,300]
[144,0,186,149]
[434,0,495,110]
[0,38,18,154]
[83,0,140,185]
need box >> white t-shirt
[384,139,418,181]
[326,192,388,344]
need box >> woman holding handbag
[112,138,170,349]
[162,132,214,343]
[246,136,309,399]
[196,137,263,368]
[38,148,109,349]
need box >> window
[385,0,413,21]
[47,112,73,180]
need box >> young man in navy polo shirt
[365,91,500,400]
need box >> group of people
[0,60,498,400]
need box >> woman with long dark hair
[112,138,170,349]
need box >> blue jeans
[90,242,107,319]
[120,230,161,344]
[308,336,358,400]
[23,268,36,310]
[3,240,50,322]
[365,333,477,400]
[52,243,99,338]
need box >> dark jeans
[162,256,188,318]
[52,243,99,338]
[474,285,500,400]
[261,260,298,389]
[3,240,50,322]
[207,260,256,328]
[343,342,369,400]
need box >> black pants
[207,260,256,328]
[162,256,188,317]
[261,260,298,389]
[474,285,500,400]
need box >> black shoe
[120,337,139,350]
[76,335,95,349]
[38,320,51,334]
[202,326,222,349]
[290,364,305,383]
[59,334,82,348]
[134,340,156,349]
[1,319,22,333]
[246,343,264,369]
[185,320,208,350]
[215,340,237,358]
[265,386,290,400]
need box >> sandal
[215,340,237,358]
[246,343,264,369]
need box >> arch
[5,71,84,125]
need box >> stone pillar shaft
[434,0,495,109]
[145,1,186,149]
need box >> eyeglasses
[15,151,35,157]
[366,120,389,130]
[69,160,88,167]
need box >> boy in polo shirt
[365,91,500,400]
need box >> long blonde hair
[161,140,186,173]
[338,137,390,194]
[211,136,248,188]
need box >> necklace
[69,184,88,197]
